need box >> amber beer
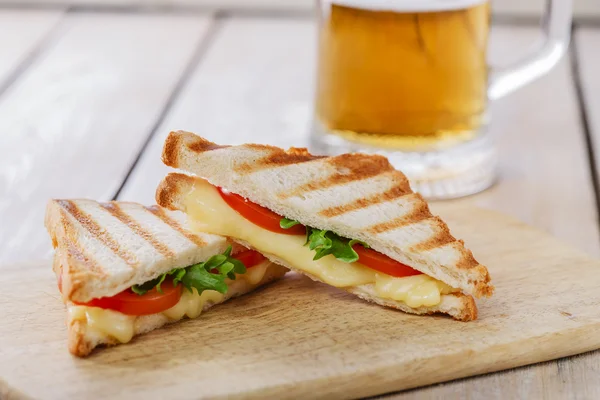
[315,0,491,150]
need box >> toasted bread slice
[160,131,493,299]
[45,199,230,303]
[45,199,288,356]
[157,173,478,321]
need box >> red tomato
[217,187,306,235]
[234,249,266,268]
[69,250,265,316]
[353,245,422,278]
[74,279,183,316]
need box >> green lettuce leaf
[131,245,247,296]
[280,217,301,229]
[280,218,369,263]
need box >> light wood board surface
[0,13,212,266]
[0,10,63,88]
[2,207,600,399]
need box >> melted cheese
[243,261,270,285]
[68,261,271,343]
[375,274,453,308]
[184,180,452,308]
[162,288,225,320]
[69,305,135,343]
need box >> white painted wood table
[1,5,600,399]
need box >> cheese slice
[69,305,135,343]
[183,180,454,308]
[68,261,272,343]
[375,274,453,308]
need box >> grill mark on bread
[409,230,456,252]
[282,153,395,199]
[454,239,481,270]
[366,199,431,234]
[187,136,227,153]
[456,250,481,270]
[146,205,206,247]
[319,174,412,217]
[100,202,176,258]
[235,146,326,173]
[67,242,105,276]
[57,200,138,266]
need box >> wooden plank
[119,19,600,398]
[3,206,600,399]
[117,17,315,203]
[0,10,63,86]
[0,13,213,266]
[0,0,598,19]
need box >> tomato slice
[74,278,183,316]
[68,251,265,316]
[353,245,422,278]
[217,187,306,235]
[234,249,266,268]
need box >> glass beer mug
[311,0,573,199]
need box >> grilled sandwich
[45,199,287,356]
[156,131,493,321]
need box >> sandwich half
[45,199,288,356]
[156,131,493,321]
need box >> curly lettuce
[279,218,369,263]
[131,246,246,296]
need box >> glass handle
[488,0,573,100]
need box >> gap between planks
[111,13,222,200]
[570,24,600,253]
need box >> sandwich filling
[65,247,272,344]
[183,179,456,309]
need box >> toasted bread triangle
[158,131,493,299]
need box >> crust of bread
[44,199,231,302]
[348,287,477,322]
[158,131,493,299]
[68,263,288,357]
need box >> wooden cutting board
[2,206,600,399]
